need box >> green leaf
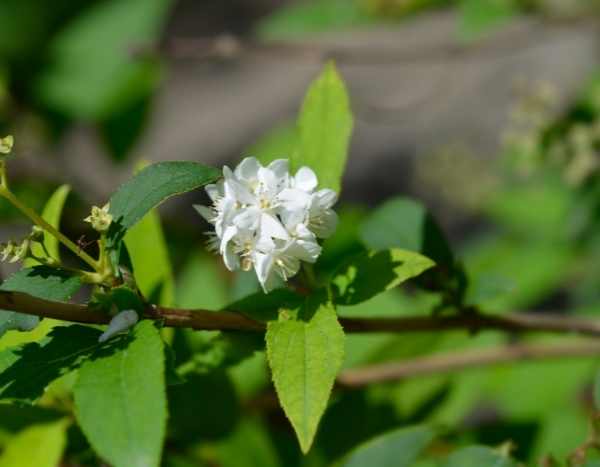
[340,426,435,467]
[74,320,167,467]
[35,0,172,120]
[332,249,435,305]
[360,197,454,267]
[442,446,518,467]
[0,419,69,467]
[25,184,71,267]
[0,325,101,403]
[177,254,228,310]
[256,0,373,40]
[168,372,239,443]
[108,161,220,242]
[125,209,174,306]
[294,62,353,193]
[0,267,83,338]
[216,418,281,467]
[458,0,518,41]
[266,295,345,452]
[227,289,304,323]
[595,369,600,411]
[250,122,299,167]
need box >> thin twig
[337,340,600,388]
[4,290,600,339]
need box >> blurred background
[1,0,600,465]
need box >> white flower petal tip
[194,156,339,293]
[98,310,139,343]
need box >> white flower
[195,157,338,292]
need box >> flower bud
[10,239,30,263]
[84,203,113,233]
[30,226,44,242]
[0,242,15,262]
[0,135,13,155]
[98,310,139,343]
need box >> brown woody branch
[337,340,600,388]
[3,290,600,338]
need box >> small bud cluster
[0,135,14,156]
[84,203,113,233]
[0,226,47,264]
[195,157,338,293]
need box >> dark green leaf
[0,267,83,338]
[340,426,435,467]
[108,161,220,244]
[442,446,518,467]
[0,325,101,403]
[74,320,167,467]
[168,372,239,443]
[125,205,174,306]
[226,289,304,323]
[332,249,435,305]
[294,62,353,193]
[266,294,345,452]
[360,197,454,267]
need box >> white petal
[224,175,255,205]
[253,251,274,291]
[99,310,138,343]
[294,167,318,192]
[193,204,214,223]
[220,225,238,254]
[315,189,338,208]
[278,188,311,209]
[312,210,338,238]
[205,182,223,202]
[267,159,290,179]
[223,245,240,271]
[235,157,261,182]
[279,208,307,232]
[260,213,289,240]
[233,207,261,231]
[290,238,321,263]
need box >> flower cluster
[84,203,113,233]
[195,157,338,292]
[0,227,44,264]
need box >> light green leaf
[332,249,434,305]
[340,426,434,467]
[0,267,83,338]
[125,210,174,306]
[36,0,171,120]
[266,295,345,452]
[74,321,167,467]
[295,62,353,193]
[25,184,70,267]
[249,122,298,167]
[108,161,220,241]
[0,419,69,467]
[0,325,101,403]
[442,446,518,467]
[176,254,228,310]
[360,197,454,267]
